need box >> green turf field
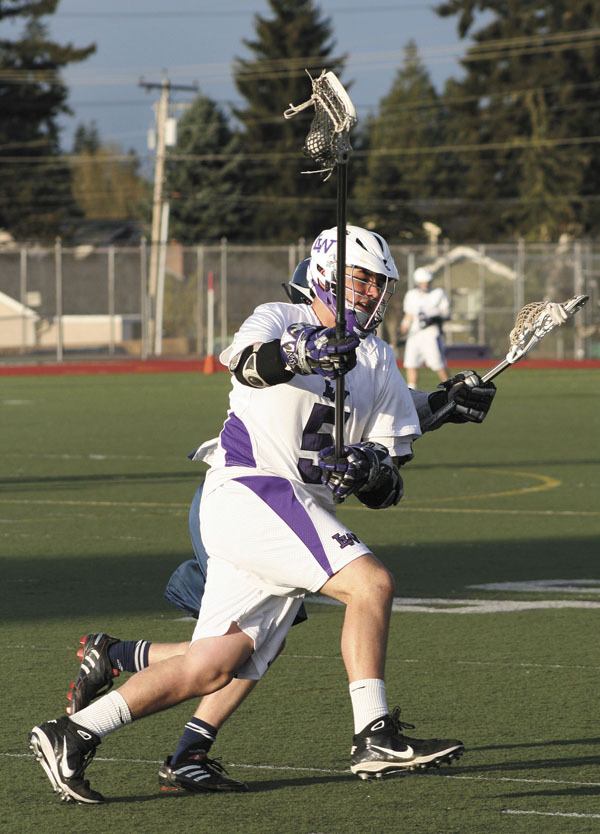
[1,368,599,834]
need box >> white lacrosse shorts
[403,328,446,371]
[192,473,372,679]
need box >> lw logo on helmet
[312,237,336,254]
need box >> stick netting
[508,301,547,347]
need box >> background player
[401,267,450,389]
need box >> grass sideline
[1,368,599,834]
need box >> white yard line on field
[502,809,600,820]
[305,595,600,614]
[1,496,598,517]
[3,645,599,670]
[7,751,600,790]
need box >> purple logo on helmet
[312,237,336,255]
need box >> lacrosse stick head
[506,294,589,363]
[283,70,357,178]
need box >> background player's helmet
[413,267,433,284]
[308,225,398,336]
[282,258,313,304]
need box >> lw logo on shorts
[332,532,360,549]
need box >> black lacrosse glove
[318,441,402,508]
[435,370,496,424]
[280,324,359,380]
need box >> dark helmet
[282,258,313,305]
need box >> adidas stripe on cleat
[350,708,464,780]
[29,716,103,804]
[66,632,120,715]
[158,752,249,793]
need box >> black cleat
[29,716,103,804]
[158,751,249,793]
[350,707,464,780]
[67,632,120,715]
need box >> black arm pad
[233,340,294,388]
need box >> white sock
[349,679,388,734]
[70,690,132,738]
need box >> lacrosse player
[401,267,451,389]
[61,263,494,796]
[31,226,492,804]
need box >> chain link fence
[1,238,598,362]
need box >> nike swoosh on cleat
[369,744,414,759]
[61,737,77,778]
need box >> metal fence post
[288,244,296,280]
[140,237,148,360]
[516,238,525,316]
[108,245,115,356]
[407,250,415,288]
[478,244,486,345]
[442,239,451,345]
[220,237,228,352]
[19,246,27,354]
[196,245,205,357]
[573,240,585,359]
[54,237,63,362]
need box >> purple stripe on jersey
[234,475,334,576]
[221,413,256,467]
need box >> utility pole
[140,75,198,353]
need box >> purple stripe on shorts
[234,475,334,576]
[221,413,256,467]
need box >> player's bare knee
[321,554,395,605]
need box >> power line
[53,5,430,19]
[3,132,600,168]
[2,28,600,86]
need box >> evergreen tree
[354,41,446,241]
[72,121,100,154]
[0,3,95,239]
[165,94,248,243]
[70,122,149,221]
[233,0,345,242]
[436,0,600,240]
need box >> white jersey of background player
[401,267,450,389]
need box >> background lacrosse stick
[284,70,357,461]
[423,294,589,431]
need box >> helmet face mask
[308,225,398,336]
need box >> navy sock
[107,640,151,673]
[172,717,218,764]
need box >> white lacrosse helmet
[308,225,398,336]
[413,267,433,284]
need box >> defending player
[30,226,491,803]
[401,267,451,389]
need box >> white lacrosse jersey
[403,287,450,335]
[197,301,420,508]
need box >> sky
[18,1,476,163]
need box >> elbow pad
[230,340,293,388]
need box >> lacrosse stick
[423,294,589,431]
[284,70,357,462]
